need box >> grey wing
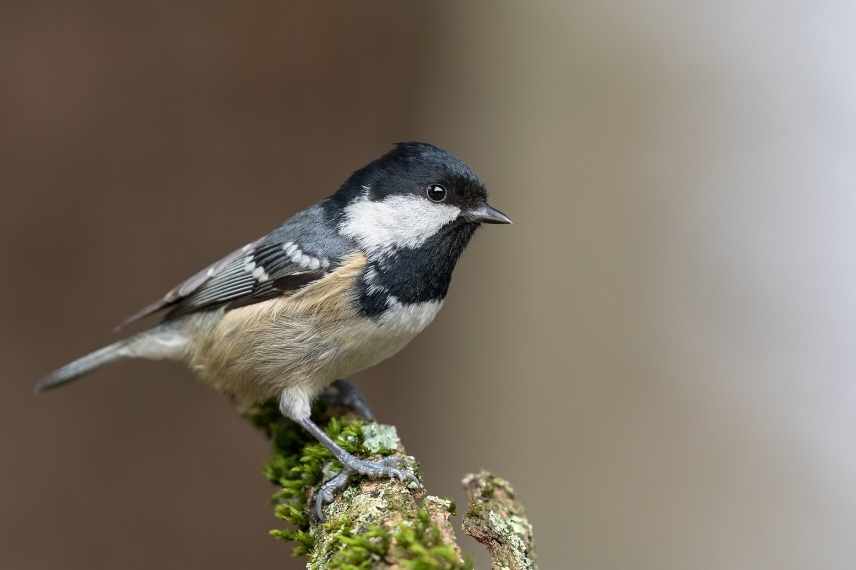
[117,204,355,327]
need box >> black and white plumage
[37,142,511,518]
[118,203,352,324]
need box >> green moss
[243,398,282,437]
[270,528,315,557]
[393,508,473,570]
[244,399,369,555]
[245,399,470,567]
[317,516,391,570]
[317,506,472,570]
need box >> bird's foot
[343,454,418,483]
[312,456,419,521]
[313,468,353,521]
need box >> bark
[462,471,538,570]
[244,400,537,569]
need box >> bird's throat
[357,223,477,317]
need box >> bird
[36,142,511,517]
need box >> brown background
[4,1,856,569]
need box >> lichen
[361,423,400,455]
[485,511,534,568]
[462,471,537,570]
[245,399,471,568]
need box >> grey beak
[465,204,513,225]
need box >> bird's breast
[317,299,444,380]
[183,251,444,404]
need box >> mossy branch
[243,400,537,569]
[462,472,538,570]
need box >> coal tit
[37,142,511,515]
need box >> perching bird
[36,142,510,516]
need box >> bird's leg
[298,416,417,480]
[279,387,419,521]
[318,379,375,420]
[298,417,419,520]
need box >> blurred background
[4,1,856,568]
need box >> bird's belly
[317,300,445,380]
[185,298,443,406]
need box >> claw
[311,456,420,520]
[295,415,420,521]
[312,468,353,522]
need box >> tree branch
[462,471,538,570]
[244,400,537,569]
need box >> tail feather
[35,341,129,393]
[34,324,189,393]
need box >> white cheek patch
[340,194,461,254]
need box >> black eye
[426,184,447,202]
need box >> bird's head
[331,142,510,256]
